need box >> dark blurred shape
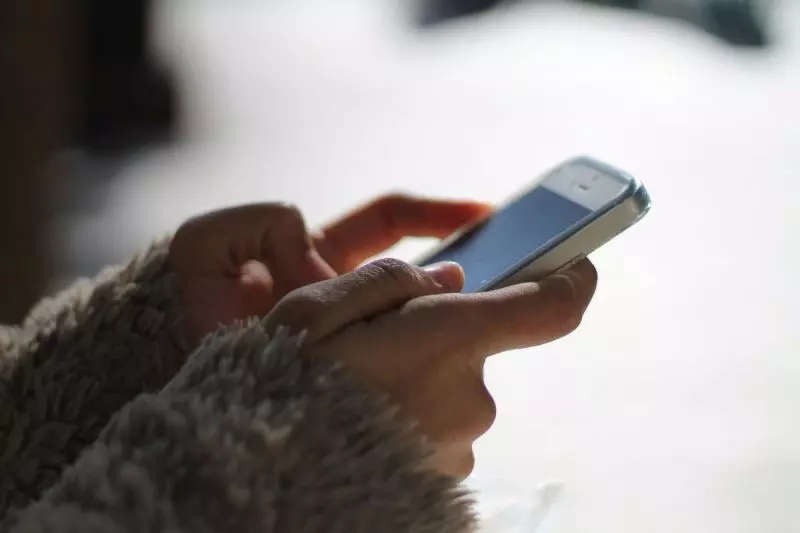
[414,0,771,48]
[0,0,178,322]
[416,0,505,26]
[0,0,76,322]
[703,0,768,47]
[75,0,178,154]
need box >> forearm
[0,239,189,514]
[6,322,475,533]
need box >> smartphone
[415,156,651,292]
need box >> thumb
[264,258,464,342]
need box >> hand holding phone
[416,156,651,292]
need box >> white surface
[85,1,800,531]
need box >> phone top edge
[568,155,631,184]
[582,156,653,216]
[569,155,646,191]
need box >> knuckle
[376,192,414,208]
[270,202,307,231]
[364,258,423,289]
[432,446,475,479]
[267,286,327,330]
[443,380,497,442]
[260,203,312,252]
[374,193,417,229]
[452,451,476,479]
[470,384,497,437]
[169,225,194,261]
[172,211,212,247]
[274,201,303,218]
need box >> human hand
[263,257,598,478]
[168,196,492,344]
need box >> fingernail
[423,261,465,292]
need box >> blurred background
[2,0,799,531]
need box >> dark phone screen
[419,187,593,292]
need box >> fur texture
[0,242,476,532]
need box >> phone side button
[555,254,587,274]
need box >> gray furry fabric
[0,241,475,532]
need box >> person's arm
[5,321,475,533]
[0,197,492,519]
[0,239,190,515]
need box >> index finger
[419,260,598,357]
[314,194,492,272]
[471,260,598,355]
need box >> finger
[264,259,464,342]
[314,194,493,272]
[173,203,336,286]
[415,259,598,356]
[474,259,598,354]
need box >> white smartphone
[415,156,651,292]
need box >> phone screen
[419,186,594,292]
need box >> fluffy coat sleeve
[0,239,189,516]
[0,244,476,533]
